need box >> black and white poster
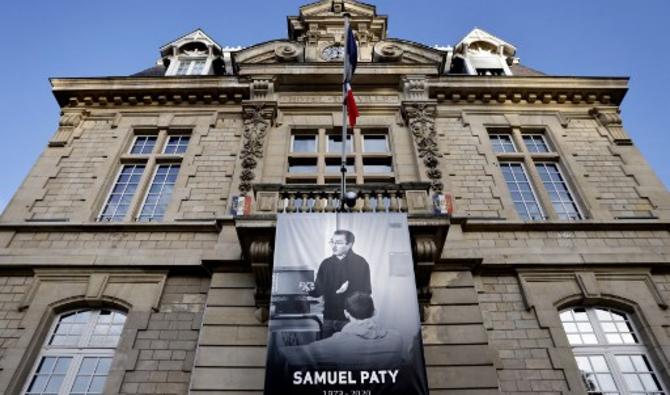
[264,213,429,395]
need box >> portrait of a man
[302,229,371,338]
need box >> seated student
[283,292,404,369]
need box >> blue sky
[0,0,668,214]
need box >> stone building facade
[1,1,669,394]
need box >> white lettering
[388,369,399,383]
[293,371,302,385]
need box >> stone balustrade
[251,182,436,215]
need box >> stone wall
[120,275,209,395]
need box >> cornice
[0,220,222,233]
[450,217,669,232]
[429,75,629,106]
[50,76,250,108]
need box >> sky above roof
[0,0,668,214]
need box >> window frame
[499,161,546,221]
[488,126,586,221]
[561,306,668,395]
[361,134,390,153]
[128,134,157,155]
[96,164,146,222]
[162,134,191,155]
[22,309,126,395]
[535,161,584,220]
[136,162,181,222]
[96,129,190,222]
[286,127,394,185]
[290,133,318,153]
[173,57,208,76]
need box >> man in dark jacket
[302,229,371,338]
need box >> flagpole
[340,14,350,212]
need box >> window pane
[176,60,190,75]
[130,136,156,154]
[575,355,620,394]
[325,158,354,173]
[594,308,638,345]
[363,135,389,152]
[191,59,206,75]
[363,158,393,173]
[26,356,72,395]
[489,134,516,153]
[138,164,180,222]
[535,163,582,220]
[292,135,317,152]
[163,135,190,154]
[99,165,145,222]
[49,310,91,346]
[328,134,353,153]
[288,158,317,174]
[72,357,112,394]
[616,355,664,394]
[500,162,544,220]
[522,134,550,152]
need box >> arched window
[23,309,126,395]
[560,307,667,394]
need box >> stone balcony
[250,182,438,215]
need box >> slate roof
[131,65,166,77]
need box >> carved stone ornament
[239,105,273,193]
[274,43,301,62]
[374,42,404,62]
[589,107,632,145]
[404,103,444,192]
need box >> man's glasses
[329,240,348,246]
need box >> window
[523,134,550,153]
[490,133,516,153]
[129,135,156,154]
[362,135,389,152]
[98,165,145,222]
[327,134,353,153]
[287,128,393,184]
[560,307,666,395]
[163,135,190,154]
[98,131,189,222]
[291,134,317,153]
[489,128,584,220]
[500,163,544,220]
[138,164,180,222]
[23,309,126,395]
[175,58,207,75]
[536,163,582,220]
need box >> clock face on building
[321,45,345,61]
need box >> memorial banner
[264,213,429,395]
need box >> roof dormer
[160,29,226,76]
[452,28,517,76]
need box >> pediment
[234,40,305,64]
[299,0,376,17]
[373,40,446,66]
[456,28,516,57]
[159,28,222,57]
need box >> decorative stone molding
[590,108,632,145]
[239,104,275,194]
[403,103,444,192]
[374,42,404,62]
[401,76,428,101]
[413,235,437,321]
[274,43,302,62]
[250,78,275,101]
[49,110,89,147]
[249,239,273,318]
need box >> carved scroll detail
[404,103,443,192]
[239,105,273,194]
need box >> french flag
[344,26,359,127]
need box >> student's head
[344,291,375,321]
[330,230,355,257]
